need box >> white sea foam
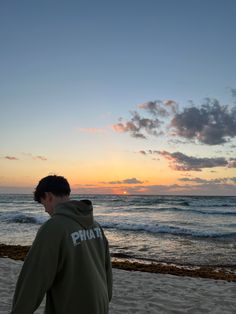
[101,221,236,238]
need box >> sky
[1,0,236,195]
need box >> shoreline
[1,243,235,282]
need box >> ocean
[0,194,236,267]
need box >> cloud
[139,150,159,155]
[22,153,47,161]
[103,178,144,184]
[78,127,107,134]
[4,156,19,160]
[122,178,144,184]
[179,177,210,183]
[120,182,236,196]
[228,158,236,168]
[138,100,178,117]
[178,177,231,184]
[139,150,147,155]
[140,150,236,170]
[230,88,236,97]
[113,99,177,139]
[2,154,47,161]
[171,98,236,145]
[158,151,228,171]
[113,93,236,145]
[113,111,162,139]
[34,156,47,161]
[3,181,235,196]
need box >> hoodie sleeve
[10,219,63,314]
[105,237,113,302]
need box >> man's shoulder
[38,217,65,235]
[40,217,55,228]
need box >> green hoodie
[11,200,112,314]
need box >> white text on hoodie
[71,227,103,246]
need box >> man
[11,175,112,314]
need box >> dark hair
[34,175,71,203]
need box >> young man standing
[11,175,112,314]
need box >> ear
[45,192,53,201]
[48,192,54,201]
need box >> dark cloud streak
[103,178,144,184]
[4,156,18,160]
[178,177,233,184]
[157,151,228,171]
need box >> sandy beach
[1,257,236,314]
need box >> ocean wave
[0,213,46,224]
[194,209,236,215]
[128,199,190,206]
[198,203,234,208]
[115,206,236,216]
[102,222,236,239]
[167,207,236,216]
[102,195,235,209]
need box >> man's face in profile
[40,192,54,216]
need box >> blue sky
[1,0,236,194]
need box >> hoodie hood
[53,200,94,228]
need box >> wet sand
[1,244,235,281]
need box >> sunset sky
[1,0,236,195]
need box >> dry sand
[1,257,235,314]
